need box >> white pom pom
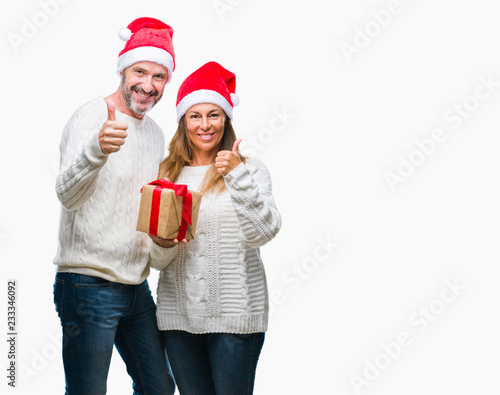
[230,93,239,107]
[118,28,132,42]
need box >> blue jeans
[53,273,175,395]
[163,330,265,395]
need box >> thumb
[232,138,242,153]
[106,98,116,121]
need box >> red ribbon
[141,179,193,239]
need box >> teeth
[199,134,214,140]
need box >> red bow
[142,179,193,239]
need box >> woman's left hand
[149,235,189,248]
[215,139,242,176]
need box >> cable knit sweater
[53,97,166,284]
[151,159,281,334]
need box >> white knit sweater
[53,97,166,284]
[151,159,281,334]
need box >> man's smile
[132,86,158,101]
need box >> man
[52,17,176,395]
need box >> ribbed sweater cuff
[156,313,268,334]
[224,162,246,185]
[84,129,108,163]
[149,242,179,270]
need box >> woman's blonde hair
[158,115,245,194]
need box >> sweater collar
[116,110,145,126]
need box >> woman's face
[185,103,225,160]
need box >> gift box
[137,179,202,240]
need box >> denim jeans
[163,330,265,395]
[53,273,175,395]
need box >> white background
[2,0,500,394]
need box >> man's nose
[142,77,154,93]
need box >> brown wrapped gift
[136,180,202,240]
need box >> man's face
[120,61,168,116]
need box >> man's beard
[121,77,161,115]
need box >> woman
[149,61,281,394]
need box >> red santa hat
[116,17,175,83]
[176,61,239,122]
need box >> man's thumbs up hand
[106,98,117,121]
[98,98,128,155]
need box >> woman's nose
[200,116,210,130]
